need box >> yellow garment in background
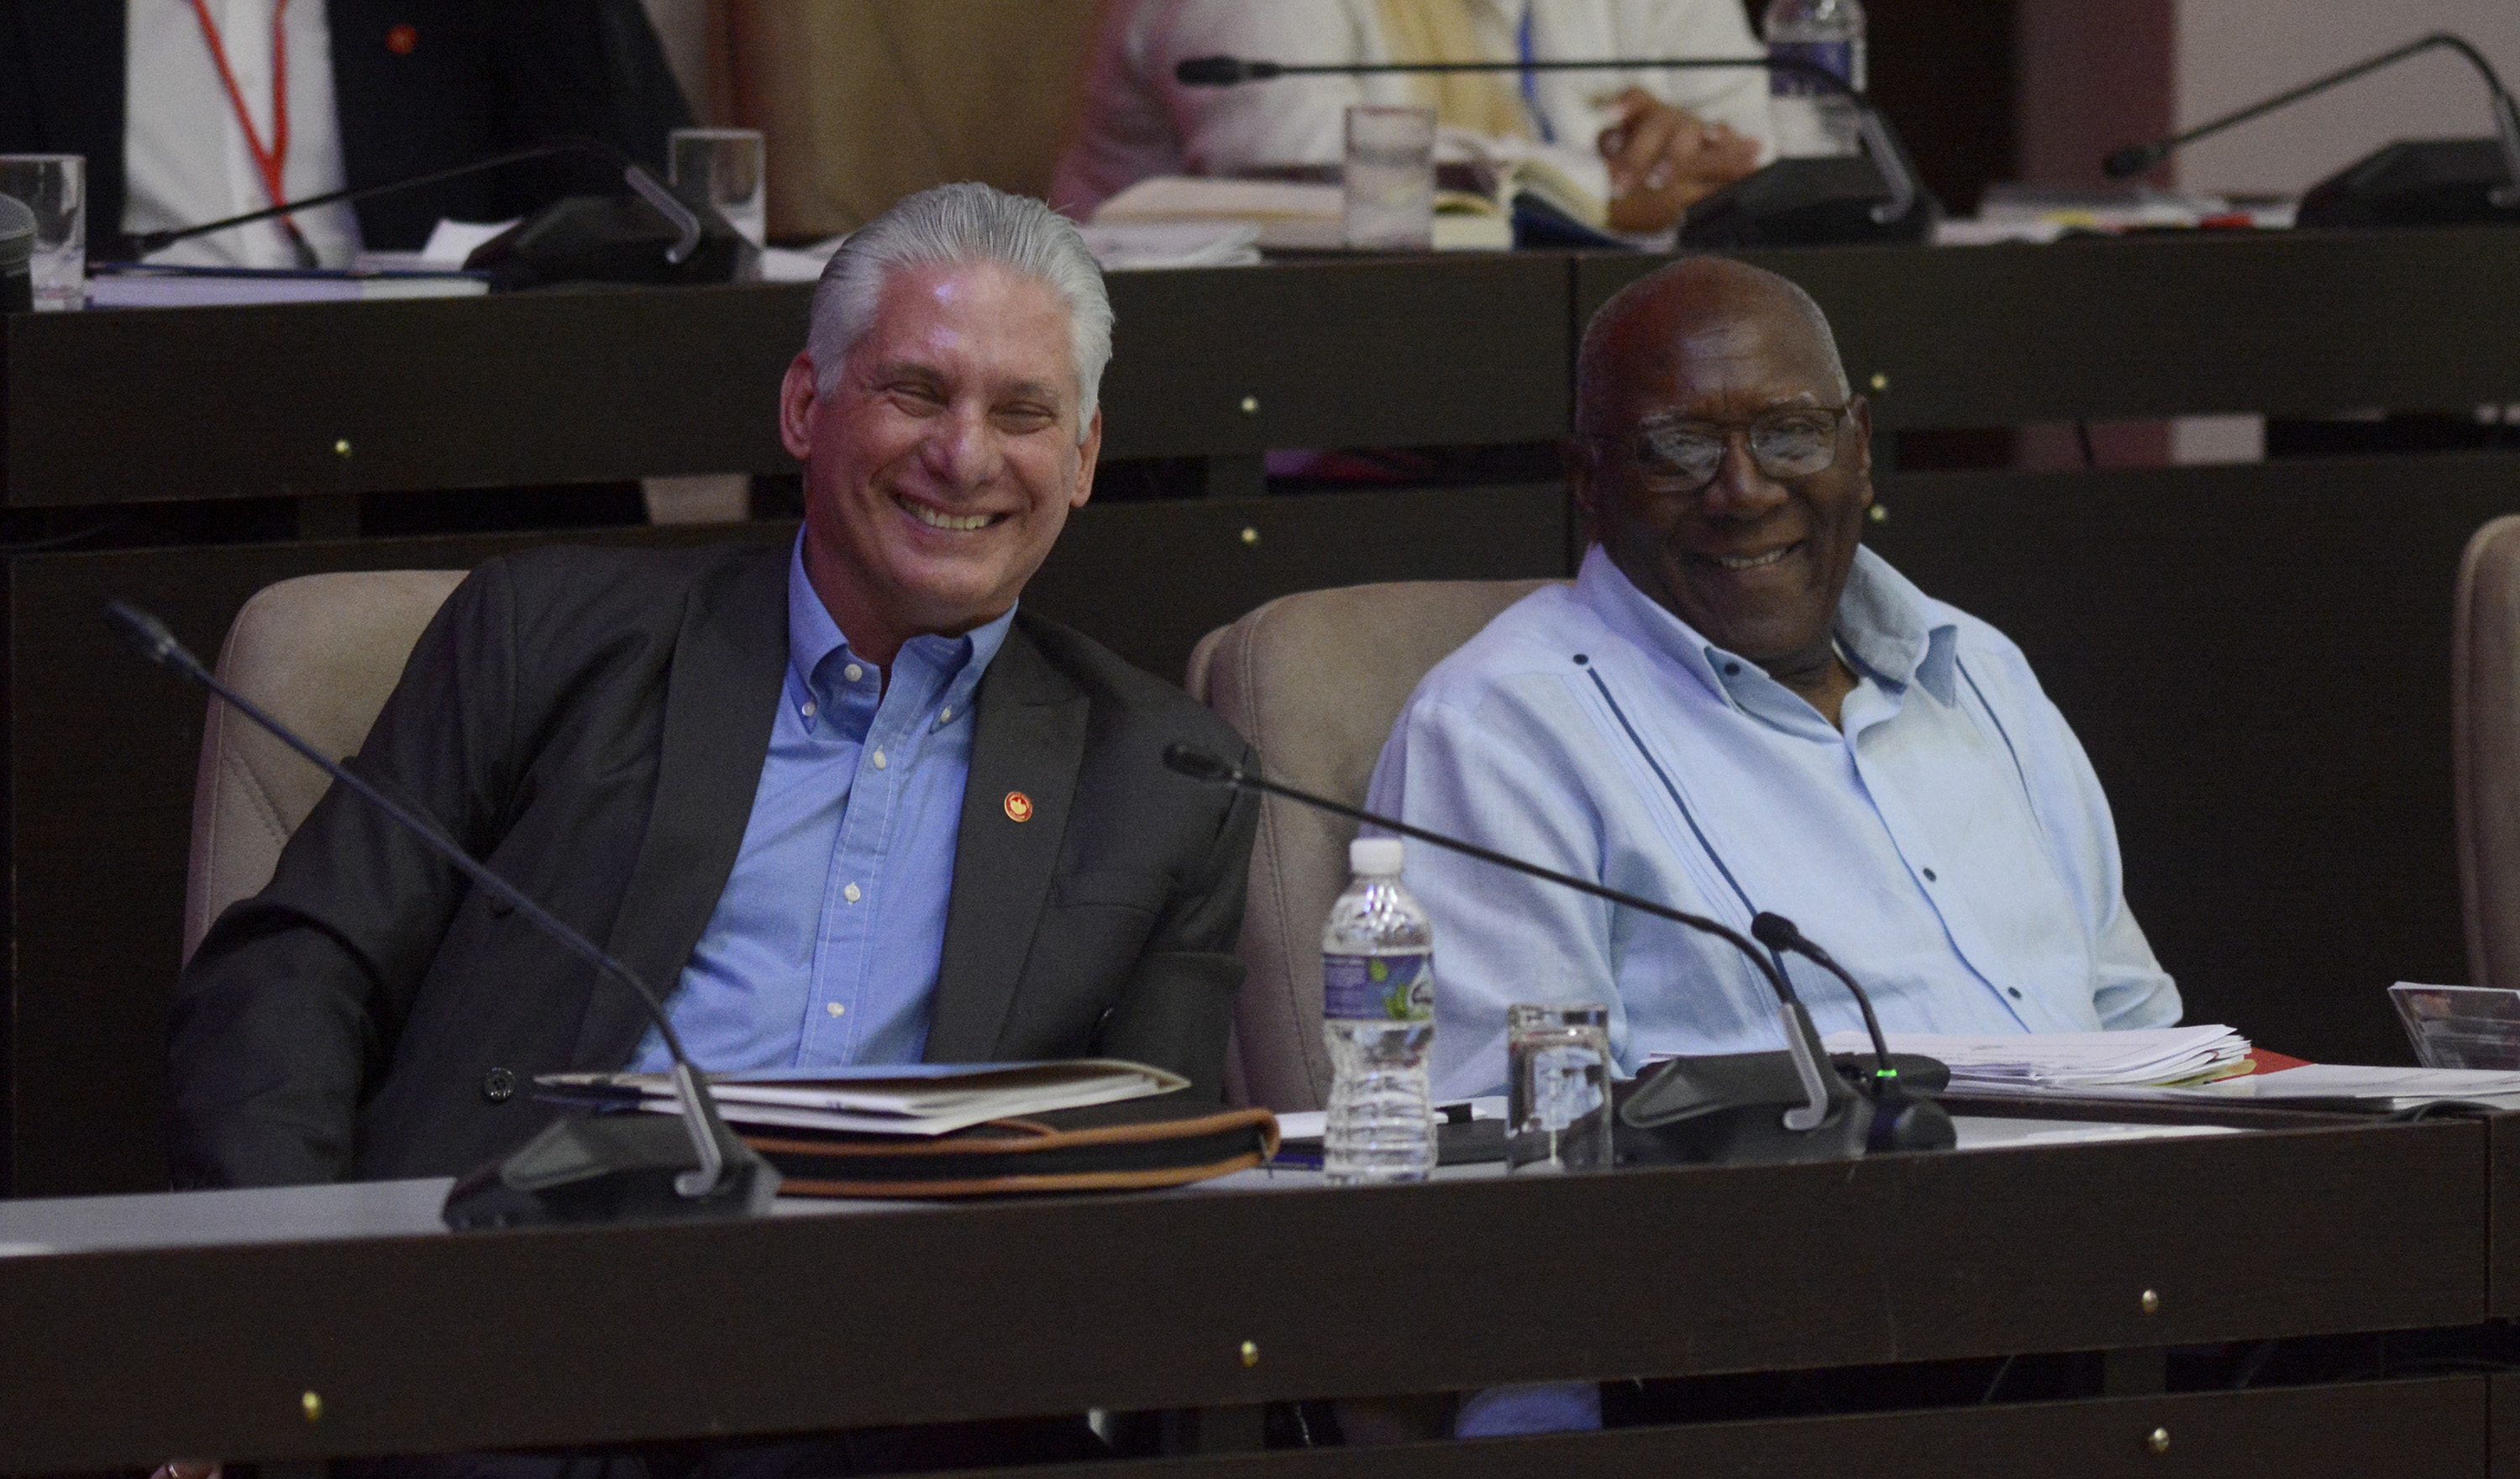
[1371,0,1535,140]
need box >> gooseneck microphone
[1162,743,1848,1135]
[125,136,702,262]
[1174,51,1924,233]
[108,601,780,1227]
[2102,31,2520,207]
[1751,912,1955,1151]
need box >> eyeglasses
[1583,405,1853,493]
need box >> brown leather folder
[745,1097,1280,1198]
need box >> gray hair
[806,182,1113,443]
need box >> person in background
[0,0,690,265]
[1052,0,1772,236]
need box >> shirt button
[2008,988,2024,999]
[826,1002,845,1017]
[481,1067,516,1103]
[844,883,861,903]
[844,663,864,683]
[940,706,953,722]
[1922,868,1938,882]
[871,748,887,769]
[801,700,816,718]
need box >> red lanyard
[187,0,292,209]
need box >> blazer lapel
[925,619,1089,1062]
[571,544,788,1067]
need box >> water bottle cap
[1349,837,1404,875]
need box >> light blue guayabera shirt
[1368,543,2181,1104]
[628,536,1013,1073]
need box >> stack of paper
[1078,222,1263,270]
[536,1058,1184,1137]
[1816,1025,2251,1090]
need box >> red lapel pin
[1003,791,1034,823]
[386,23,418,54]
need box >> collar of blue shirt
[785,532,1016,738]
[1574,544,1961,725]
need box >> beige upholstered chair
[2456,517,2520,990]
[1186,579,1562,1111]
[182,570,468,962]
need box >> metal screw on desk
[1868,372,1888,393]
[1238,396,1259,416]
[2147,1427,2169,1455]
[302,1391,324,1424]
[2140,1288,2160,1315]
[333,438,352,459]
[1868,505,1887,523]
[1240,527,1259,546]
[1239,1340,1259,1367]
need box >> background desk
[5,233,2520,1194]
[0,1117,2496,1476]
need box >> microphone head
[2102,143,2163,180]
[1175,55,1271,86]
[104,600,197,674]
[1162,743,1241,784]
[1749,911,1801,952]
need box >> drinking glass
[1506,1003,1614,1172]
[1342,105,1436,250]
[0,155,85,311]
[669,128,767,248]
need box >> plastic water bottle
[1320,837,1436,1184]
[1763,0,1866,158]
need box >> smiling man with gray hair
[171,183,1261,1238]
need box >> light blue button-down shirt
[1368,543,2181,1102]
[629,536,1014,1074]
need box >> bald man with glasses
[1366,256,2181,1114]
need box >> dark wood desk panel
[1870,451,2520,1067]
[1096,256,1569,459]
[1,286,811,506]
[0,1124,2482,1469]
[2493,1118,2520,1321]
[0,259,1571,508]
[1576,228,2520,430]
[961,1379,2486,1479]
[0,484,1567,1197]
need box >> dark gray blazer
[168,542,1259,1188]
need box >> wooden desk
[0,1117,2492,1474]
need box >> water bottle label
[1769,40,1852,95]
[1323,951,1433,1021]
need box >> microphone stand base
[442,1112,781,1229]
[2296,139,2520,228]
[1679,156,1942,250]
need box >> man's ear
[1848,394,1875,501]
[1563,438,1602,533]
[778,353,820,461]
[1070,408,1104,510]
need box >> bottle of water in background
[1763,0,1866,158]
[1321,837,1436,1185]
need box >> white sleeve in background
[1052,0,1378,217]
[1052,0,1774,220]
[1525,0,1775,165]
[123,0,361,266]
